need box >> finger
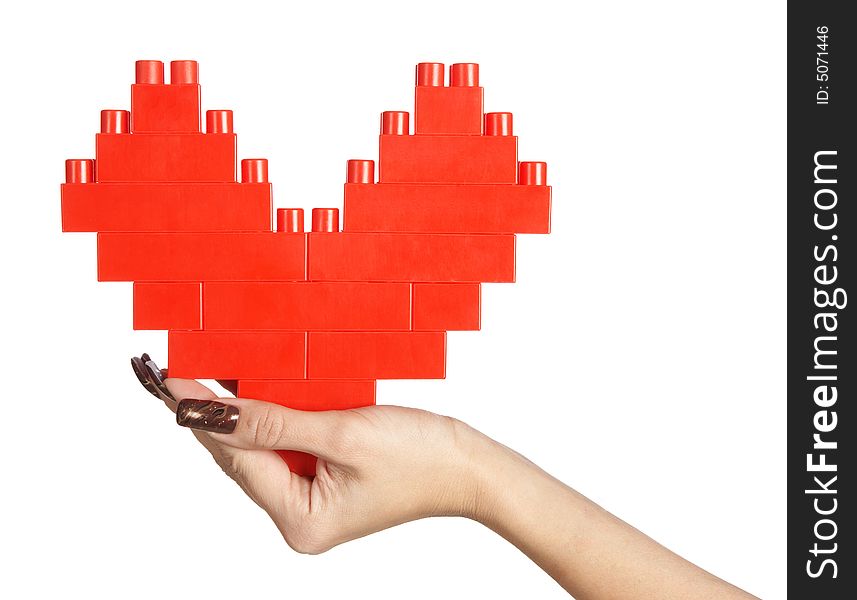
[165,378,312,516]
[165,377,219,402]
[164,378,234,452]
[173,395,350,460]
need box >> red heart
[61,60,552,476]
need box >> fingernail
[131,355,160,399]
[176,399,239,434]
[131,354,176,403]
[143,357,175,402]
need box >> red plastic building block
[131,60,201,133]
[168,331,306,379]
[414,62,483,135]
[277,452,320,478]
[342,182,551,234]
[307,232,515,282]
[133,282,202,330]
[237,379,376,411]
[97,232,306,281]
[238,379,377,476]
[203,282,411,330]
[95,132,236,182]
[307,331,446,379]
[61,182,272,232]
[379,134,517,183]
[412,283,480,331]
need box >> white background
[0,1,785,598]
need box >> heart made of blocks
[61,60,552,476]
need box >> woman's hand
[133,355,758,599]
[161,377,488,554]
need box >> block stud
[241,159,268,183]
[381,111,409,135]
[450,63,479,87]
[346,159,375,184]
[135,60,164,84]
[312,208,340,233]
[65,159,94,184]
[519,161,547,185]
[484,112,513,136]
[277,208,305,233]
[206,110,233,134]
[416,63,444,86]
[170,60,198,84]
[100,110,130,134]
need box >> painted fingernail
[143,356,175,402]
[176,399,239,434]
[131,355,160,399]
[131,354,176,403]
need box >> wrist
[451,420,531,525]
[456,423,584,545]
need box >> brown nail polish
[131,354,176,403]
[176,399,239,434]
[143,358,175,402]
[131,356,160,399]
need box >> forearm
[463,430,757,599]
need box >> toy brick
[131,84,201,133]
[97,232,306,282]
[203,282,411,330]
[307,331,446,379]
[238,379,377,476]
[414,86,483,134]
[378,134,517,183]
[412,283,480,331]
[168,331,306,379]
[277,451,320,477]
[342,182,551,233]
[237,379,376,411]
[307,232,515,282]
[133,282,202,330]
[95,133,236,182]
[61,182,272,232]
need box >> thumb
[172,392,350,460]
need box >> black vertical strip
[788,1,855,597]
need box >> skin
[163,378,758,599]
